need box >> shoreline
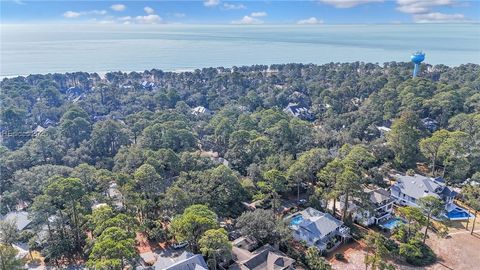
[2,62,477,80]
[0,68,197,80]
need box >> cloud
[135,14,162,24]
[232,15,263,24]
[396,0,455,14]
[89,10,107,15]
[413,12,466,23]
[144,6,155,15]
[396,0,467,23]
[319,0,383,8]
[63,11,81,18]
[250,12,267,17]
[110,4,126,12]
[297,17,324,24]
[118,16,132,21]
[63,10,107,18]
[98,20,115,24]
[223,3,246,10]
[232,11,268,24]
[173,13,186,18]
[204,0,220,7]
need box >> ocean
[1,24,479,77]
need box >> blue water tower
[411,51,425,77]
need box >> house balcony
[337,226,351,238]
[375,209,391,219]
[316,235,343,253]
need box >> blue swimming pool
[380,218,405,230]
[290,215,304,225]
[445,208,474,220]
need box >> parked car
[172,241,188,249]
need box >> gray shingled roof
[297,208,343,239]
[368,188,393,204]
[393,174,456,200]
[152,252,208,270]
[235,245,294,270]
[0,211,31,231]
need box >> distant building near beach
[191,106,212,116]
[421,117,438,132]
[141,81,156,90]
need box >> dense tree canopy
[0,62,478,268]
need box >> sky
[1,0,479,25]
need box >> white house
[191,106,212,116]
[339,188,395,226]
[390,174,456,211]
[286,207,350,252]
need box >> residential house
[33,125,46,137]
[421,117,438,132]
[1,211,33,261]
[287,207,350,252]
[376,126,391,137]
[65,86,87,101]
[138,251,208,270]
[232,236,258,252]
[229,244,295,270]
[71,94,85,104]
[0,211,32,231]
[350,188,395,226]
[191,106,212,116]
[390,174,456,211]
[200,150,230,167]
[43,118,56,127]
[283,103,314,121]
[141,81,156,90]
[107,182,125,209]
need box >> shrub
[400,241,436,266]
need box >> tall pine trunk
[332,197,337,216]
[297,182,300,203]
[471,210,477,235]
[71,202,81,249]
[423,214,431,244]
[466,210,470,230]
[432,157,436,177]
[342,192,349,222]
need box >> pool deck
[443,205,475,221]
[378,217,405,230]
